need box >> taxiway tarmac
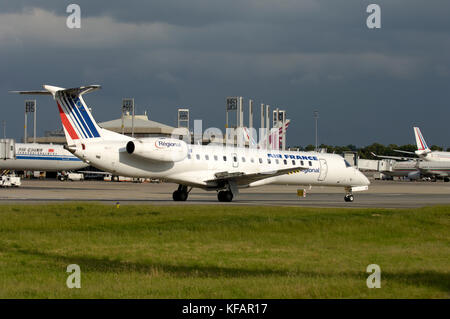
[1,179,449,208]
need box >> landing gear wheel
[344,194,354,202]
[178,191,188,201]
[218,191,233,202]
[172,189,188,201]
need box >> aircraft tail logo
[47,85,102,144]
[12,84,131,146]
[413,127,429,151]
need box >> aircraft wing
[205,166,306,186]
[393,149,416,155]
[370,152,417,161]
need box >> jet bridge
[357,158,395,172]
[342,152,395,172]
[0,139,15,160]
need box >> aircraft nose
[358,170,370,186]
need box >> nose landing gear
[344,194,354,202]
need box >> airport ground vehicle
[0,175,21,187]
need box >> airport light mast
[314,110,319,150]
[122,98,134,137]
[177,108,190,130]
[24,100,36,143]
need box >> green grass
[0,204,448,298]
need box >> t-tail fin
[45,85,103,145]
[413,127,430,153]
[12,85,131,146]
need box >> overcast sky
[1,0,449,147]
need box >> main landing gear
[172,185,190,201]
[217,190,233,202]
[344,194,354,202]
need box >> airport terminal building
[27,113,188,144]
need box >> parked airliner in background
[412,127,450,161]
[387,127,450,162]
[14,85,369,202]
[367,156,450,182]
[371,126,450,181]
[0,143,88,171]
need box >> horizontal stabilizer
[10,90,52,95]
[10,85,101,97]
[46,85,101,96]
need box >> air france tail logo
[416,128,428,150]
[57,93,100,139]
[267,153,318,161]
[74,97,83,109]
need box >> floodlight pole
[248,99,253,129]
[132,102,135,138]
[265,104,270,149]
[314,110,319,150]
[24,112,27,143]
[275,108,279,150]
[226,106,228,129]
[260,103,264,131]
[121,107,125,135]
[239,97,243,128]
[281,111,286,151]
[33,104,37,143]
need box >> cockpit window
[344,160,352,168]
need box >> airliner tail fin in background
[243,119,290,149]
[414,127,430,154]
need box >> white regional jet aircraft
[15,85,370,202]
[0,143,88,171]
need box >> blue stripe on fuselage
[16,155,82,161]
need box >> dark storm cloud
[1,0,450,147]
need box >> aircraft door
[232,153,239,168]
[318,158,328,181]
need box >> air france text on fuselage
[18,147,45,153]
[267,153,319,161]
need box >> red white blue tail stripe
[55,92,100,140]
[414,127,429,151]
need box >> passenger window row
[187,153,314,166]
